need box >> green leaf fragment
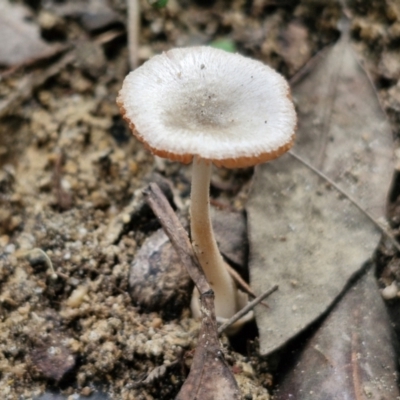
[148,0,168,8]
[210,39,236,53]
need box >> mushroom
[117,46,296,322]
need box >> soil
[1,0,400,399]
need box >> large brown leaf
[274,269,400,399]
[247,30,393,355]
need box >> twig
[0,44,68,80]
[95,29,125,45]
[127,0,140,70]
[289,150,400,253]
[53,151,72,211]
[145,182,240,398]
[21,248,58,280]
[144,182,210,294]
[225,263,270,309]
[218,284,278,335]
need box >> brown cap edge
[117,93,295,169]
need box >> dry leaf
[274,269,400,399]
[248,153,380,355]
[292,33,393,220]
[247,30,393,355]
[212,208,248,270]
[176,293,241,400]
[0,0,54,66]
[47,0,121,32]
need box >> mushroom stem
[190,156,239,318]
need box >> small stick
[144,182,210,294]
[53,151,72,211]
[225,263,270,309]
[127,0,140,70]
[0,44,68,80]
[218,284,278,335]
[22,248,58,280]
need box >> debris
[144,183,241,399]
[0,0,55,66]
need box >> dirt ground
[1,0,400,399]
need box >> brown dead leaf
[274,269,400,399]
[0,0,55,66]
[247,29,393,355]
[248,153,381,355]
[292,34,393,220]
[176,292,241,400]
[47,0,122,32]
[212,208,248,271]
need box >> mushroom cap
[117,46,296,168]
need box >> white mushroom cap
[117,46,296,168]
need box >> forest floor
[1,0,400,399]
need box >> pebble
[381,281,398,300]
[66,286,88,308]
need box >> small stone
[381,281,398,300]
[64,160,78,175]
[75,42,106,79]
[31,340,76,381]
[0,235,9,247]
[80,386,93,396]
[151,317,163,329]
[66,285,88,308]
[90,190,110,209]
[129,229,192,320]
[379,51,400,80]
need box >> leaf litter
[247,22,394,355]
[1,0,399,399]
[274,269,400,399]
[144,183,240,400]
[0,0,56,67]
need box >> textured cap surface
[117,46,296,168]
